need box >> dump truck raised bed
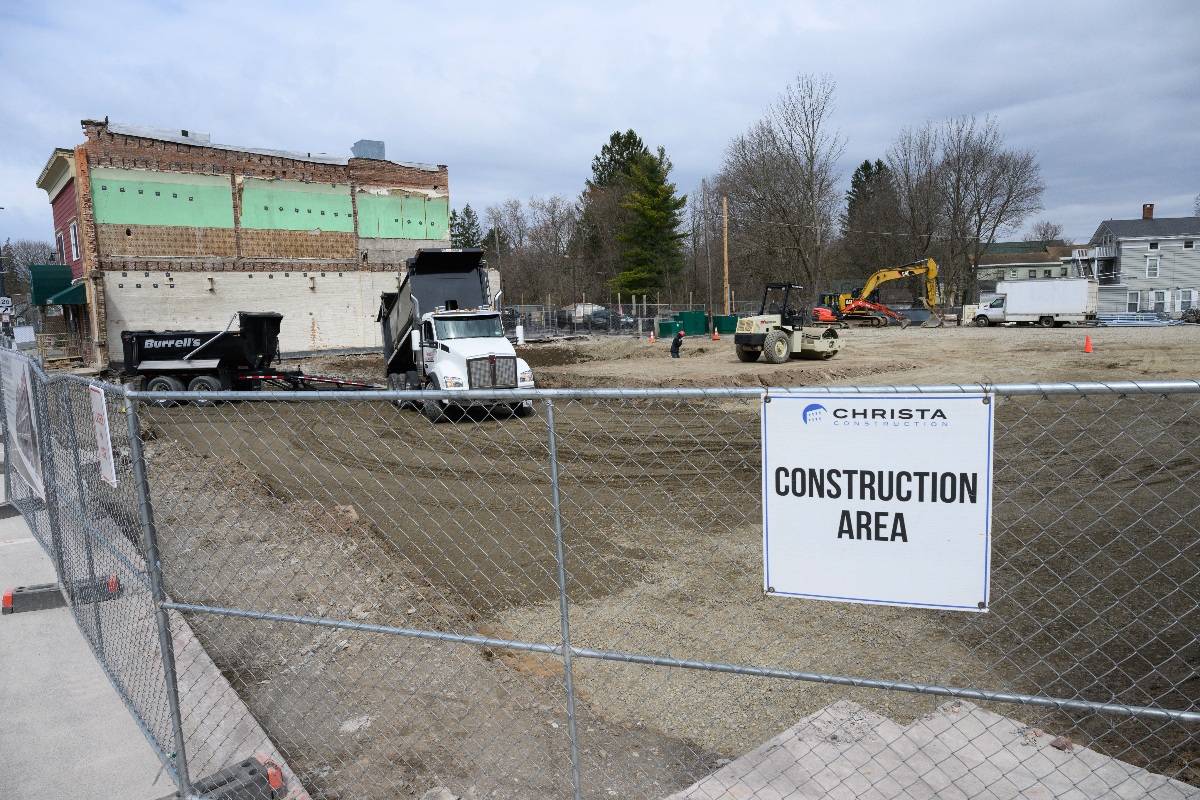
[121,311,376,392]
[378,248,535,421]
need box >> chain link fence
[1,344,1198,798]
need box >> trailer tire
[145,375,185,406]
[1038,316,1055,328]
[187,375,222,392]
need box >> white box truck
[972,278,1098,327]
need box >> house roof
[1090,217,1200,243]
[982,239,1066,255]
[977,245,1074,267]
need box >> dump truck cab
[734,283,841,363]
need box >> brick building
[36,118,450,368]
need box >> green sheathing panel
[356,193,407,238]
[240,178,354,232]
[91,168,234,228]
[425,196,449,240]
[402,195,427,239]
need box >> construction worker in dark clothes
[670,330,685,358]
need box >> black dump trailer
[122,311,376,392]
[378,248,493,384]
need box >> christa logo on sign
[802,403,826,424]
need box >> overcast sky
[2,0,1197,247]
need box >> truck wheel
[510,402,535,419]
[820,350,837,360]
[145,375,185,406]
[763,330,791,364]
[422,376,448,423]
[1038,316,1055,328]
[735,344,760,362]
[973,316,990,327]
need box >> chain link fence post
[124,392,193,795]
[57,380,106,658]
[0,352,11,506]
[545,398,584,800]
[32,367,71,602]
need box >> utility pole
[722,195,730,316]
[702,183,713,317]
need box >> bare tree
[886,123,944,261]
[1,238,54,297]
[1194,193,1199,217]
[1024,220,1066,243]
[937,116,1043,303]
[717,73,846,294]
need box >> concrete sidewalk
[0,508,167,800]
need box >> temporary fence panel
[0,343,1197,800]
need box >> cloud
[1,0,1197,245]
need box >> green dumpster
[713,315,739,334]
[657,320,682,338]
[676,310,708,335]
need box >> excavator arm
[857,258,940,305]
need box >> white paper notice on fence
[89,385,118,487]
[3,357,45,499]
[762,391,994,612]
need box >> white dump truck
[378,248,535,421]
[972,278,1098,327]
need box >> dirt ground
[145,324,1200,798]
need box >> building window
[1043,269,1052,278]
[1185,240,1195,249]
[1146,257,1160,278]
[1179,289,1195,311]
[1148,242,1158,250]
[1008,269,1017,279]
[1151,290,1167,313]
[55,232,65,263]
[68,222,80,261]
[1060,267,1068,277]
[1127,291,1139,312]
[1027,269,1036,279]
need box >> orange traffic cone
[1083,335,1093,353]
[711,327,720,341]
[649,329,656,343]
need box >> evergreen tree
[611,149,687,293]
[588,130,650,189]
[839,159,906,274]
[449,203,484,248]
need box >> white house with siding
[1072,205,1200,315]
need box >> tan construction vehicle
[733,283,841,363]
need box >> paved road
[0,502,166,800]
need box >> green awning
[30,263,73,305]
[45,282,86,306]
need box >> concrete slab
[0,511,167,800]
[669,699,1200,800]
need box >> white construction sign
[89,385,118,487]
[762,392,994,612]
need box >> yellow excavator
[816,257,944,328]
